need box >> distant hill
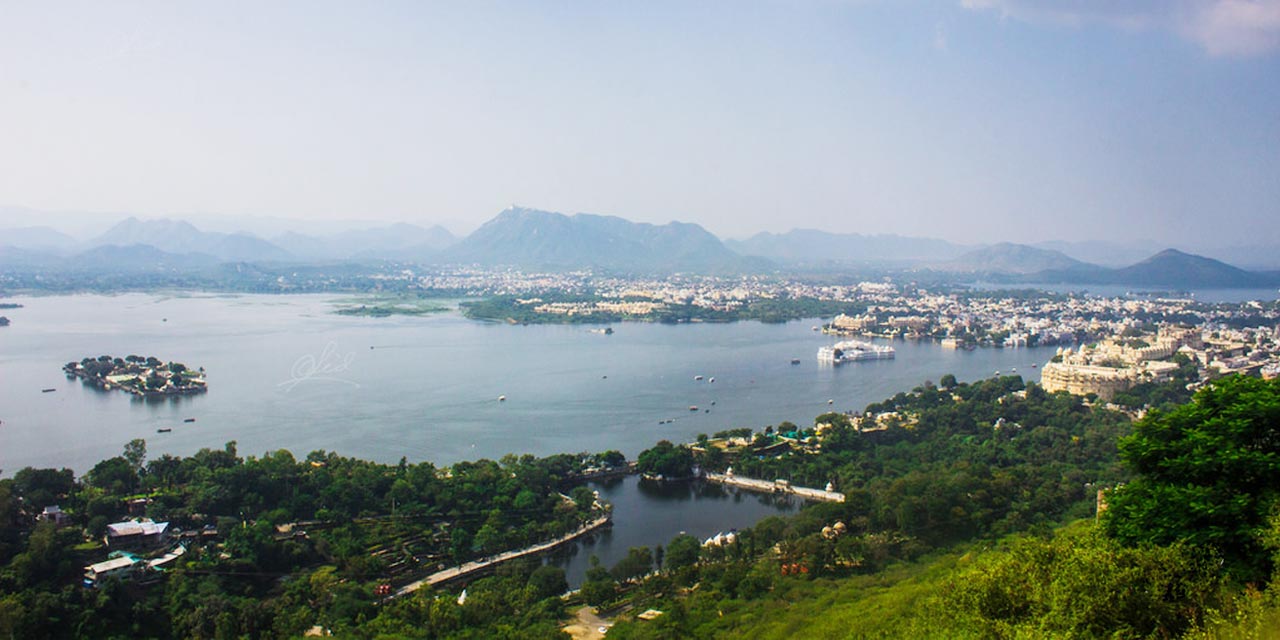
[0,244,65,269]
[727,229,968,264]
[272,223,458,261]
[443,207,764,272]
[71,244,220,271]
[91,218,292,262]
[1030,239,1162,268]
[1107,249,1270,288]
[0,226,78,252]
[1033,248,1276,288]
[939,242,1092,275]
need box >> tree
[11,467,75,509]
[86,457,139,495]
[636,441,694,479]
[527,565,568,599]
[123,439,147,474]
[581,558,616,606]
[665,534,701,571]
[940,373,958,389]
[1103,375,1280,578]
[611,546,653,582]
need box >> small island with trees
[63,354,208,397]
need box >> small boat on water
[828,399,834,405]
[497,395,506,402]
[41,388,56,393]
[790,359,801,365]
[157,428,172,433]
[183,418,196,423]
[1030,363,1038,368]
[694,375,704,381]
[689,405,698,411]
[708,377,715,383]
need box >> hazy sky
[1,1,1277,244]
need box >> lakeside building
[83,546,186,588]
[105,518,170,549]
[1039,330,1193,400]
[83,553,143,587]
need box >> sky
[0,1,1277,246]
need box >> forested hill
[606,375,1280,639]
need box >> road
[395,515,611,597]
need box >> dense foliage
[1104,375,1280,580]
[0,445,611,638]
[727,377,1131,553]
[606,375,1280,639]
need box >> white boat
[694,375,704,381]
[817,340,895,365]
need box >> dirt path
[562,605,611,640]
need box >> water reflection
[552,475,800,587]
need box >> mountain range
[1,207,1278,288]
[440,207,762,272]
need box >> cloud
[1184,0,1280,56]
[960,0,1280,57]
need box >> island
[331,295,450,318]
[63,355,207,397]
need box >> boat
[694,375,704,381]
[817,340,895,365]
[41,388,56,393]
[497,395,506,402]
[708,377,715,383]
[828,399,834,405]
[790,358,801,365]
[183,418,196,423]
[1030,363,1037,368]
[157,428,172,433]
[689,405,698,411]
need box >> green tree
[1103,375,1280,578]
[665,534,701,571]
[611,546,653,582]
[123,438,147,475]
[527,565,568,599]
[636,441,694,478]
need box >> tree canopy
[1104,375,1280,579]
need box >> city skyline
[1,1,1277,246]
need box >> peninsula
[63,355,207,397]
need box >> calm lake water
[0,293,1053,584]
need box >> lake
[0,293,1049,474]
